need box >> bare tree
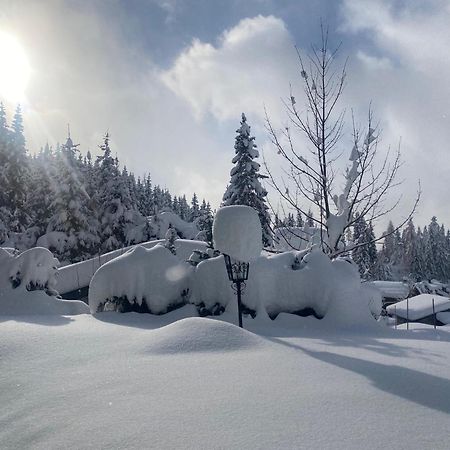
[265,25,419,256]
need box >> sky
[0,0,449,230]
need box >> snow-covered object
[322,261,382,328]
[88,245,193,314]
[386,294,450,321]
[0,247,89,315]
[151,211,199,240]
[213,206,262,261]
[7,247,59,294]
[36,231,70,256]
[57,239,207,296]
[192,246,380,325]
[146,317,264,354]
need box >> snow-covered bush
[150,211,199,240]
[6,247,59,295]
[191,246,381,325]
[0,247,89,315]
[89,244,193,314]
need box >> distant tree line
[0,103,213,263]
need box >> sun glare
[0,31,31,103]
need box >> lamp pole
[223,254,249,329]
[236,280,243,328]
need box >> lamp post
[223,254,249,328]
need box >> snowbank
[89,244,193,314]
[213,206,262,261]
[146,317,265,354]
[386,294,450,321]
[0,247,89,315]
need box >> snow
[88,244,192,313]
[146,317,264,354]
[1,312,450,449]
[386,294,450,321]
[213,205,262,261]
[0,247,89,315]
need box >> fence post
[432,297,436,330]
[406,297,409,330]
[394,305,397,330]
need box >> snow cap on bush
[213,205,262,262]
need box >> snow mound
[146,317,265,354]
[213,205,262,261]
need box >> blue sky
[0,0,449,230]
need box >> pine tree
[4,105,29,232]
[190,193,200,221]
[296,211,304,227]
[46,131,100,262]
[352,214,377,278]
[94,133,140,252]
[222,113,272,246]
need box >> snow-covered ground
[1,310,449,449]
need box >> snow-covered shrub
[191,246,380,325]
[89,244,193,314]
[7,247,59,295]
[150,211,199,240]
[0,247,89,315]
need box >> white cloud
[340,0,450,227]
[161,15,297,122]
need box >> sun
[0,31,31,103]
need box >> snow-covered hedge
[0,247,89,315]
[191,246,382,325]
[88,239,381,327]
[88,244,193,314]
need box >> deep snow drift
[1,312,449,450]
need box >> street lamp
[223,254,249,328]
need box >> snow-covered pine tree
[306,209,314,227]
[0,102,11,243]
[427,216,447,281]
[4,105,30,233]
[25,144,55,237]
[222,113,272,246]
[352,215,377,279]
[197,199,214,245]
[296,211,304,227]
[190,193,200,221]
[94,133,141,252]
[46,131,100,262]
